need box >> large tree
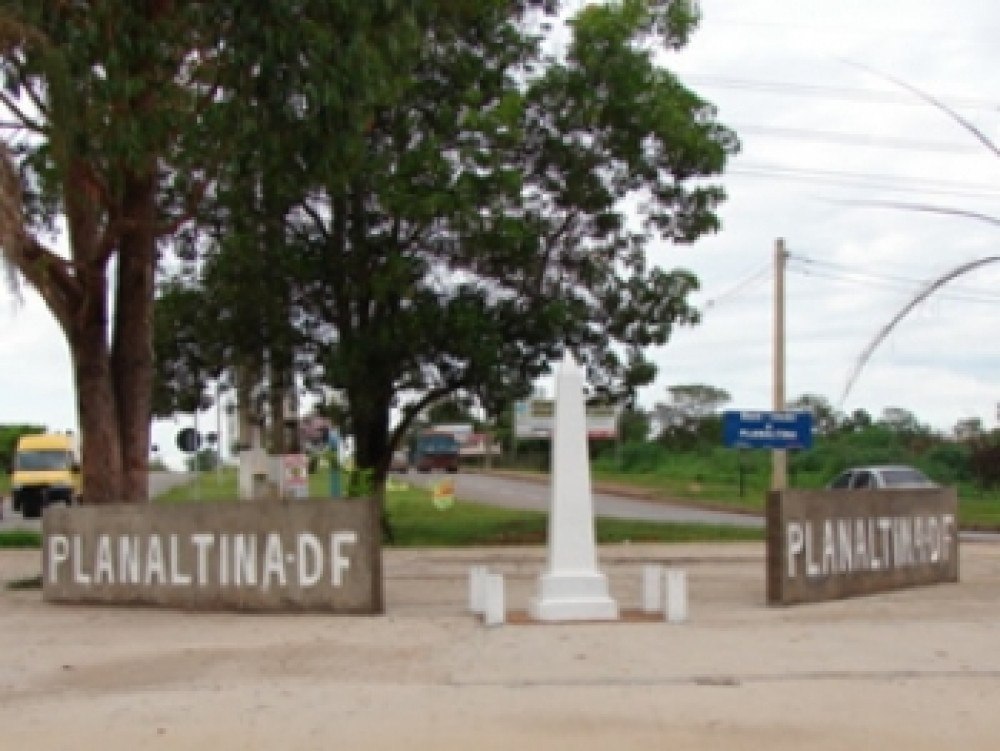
[337,1,735,483]
[0,1,430,500]
[148,0,737,503]
[162,0,737,495]
[153,0,455,454]
[0,3,224,502]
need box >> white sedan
[826,465,937,490]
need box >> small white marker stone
[483,573,505,627]
[468,565,489,614]
[664,568,688,624]
[641,564,663,613]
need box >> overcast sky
[637,0,1000,430]
[3,1,1000,469]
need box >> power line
[681,74,1000,112]
[704,14,1000,42]
[732,124,977,155]
[731,162,1000,201]
[787,266,1000,305]
[787,254,1000,305]
[701,262,772,311]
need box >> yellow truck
[10,432,82,519]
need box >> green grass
[155,468,242,503]
[956,495,1000,529]
[382,484,760,546]
[156,469,761,546]
[592,445,1000,531]
[0,530,42,549]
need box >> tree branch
[14,65,49,123]
[0,89,44,133]
[299,199,332,243]
[390,384,461,449]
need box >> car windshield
[880,468,933,487]
[418,435,458,453]
[16,450,70,471]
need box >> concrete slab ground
[3,541,1000,750]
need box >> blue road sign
[723,410,813,449]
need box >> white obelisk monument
[529,351,619,622]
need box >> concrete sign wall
[766,488,958,606]
[42,499,382,613]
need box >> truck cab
[411,432,460,473]
[10,433,82,518]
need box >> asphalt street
[399,470,764,528]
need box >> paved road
[399,470,765,528]
[0,471,192,532]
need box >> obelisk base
[529,572,619,622]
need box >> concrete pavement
[3,541,1000,749]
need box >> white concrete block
[641,564,663,613]
[483,573,505,627]
[468,565,489,614]
[665,568,688,624]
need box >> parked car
[389,449,409,473]
[826,465,937,490]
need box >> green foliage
[1,1,244,502]
[787,393,839,435]
[591,422,1000,529]
[344,468,376,498]
[652,383,730,447]
[184,448,220,473]
[152,281,219,417]
[157,0,737,490]
[617,407,652,444]
[966,435,1000,489]
[0,424,45,473]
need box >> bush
[968,439,1000,489]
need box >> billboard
[514,399,619,439]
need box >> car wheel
[22,497,42,519]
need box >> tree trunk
[349,386,392,492]
[348,384,391,548]
[69,270,123,503]
[267,354,288,454]
[234,361,259,450]
[112,171,157,502]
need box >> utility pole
[215,380,223,479]
[772,237,788,491]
